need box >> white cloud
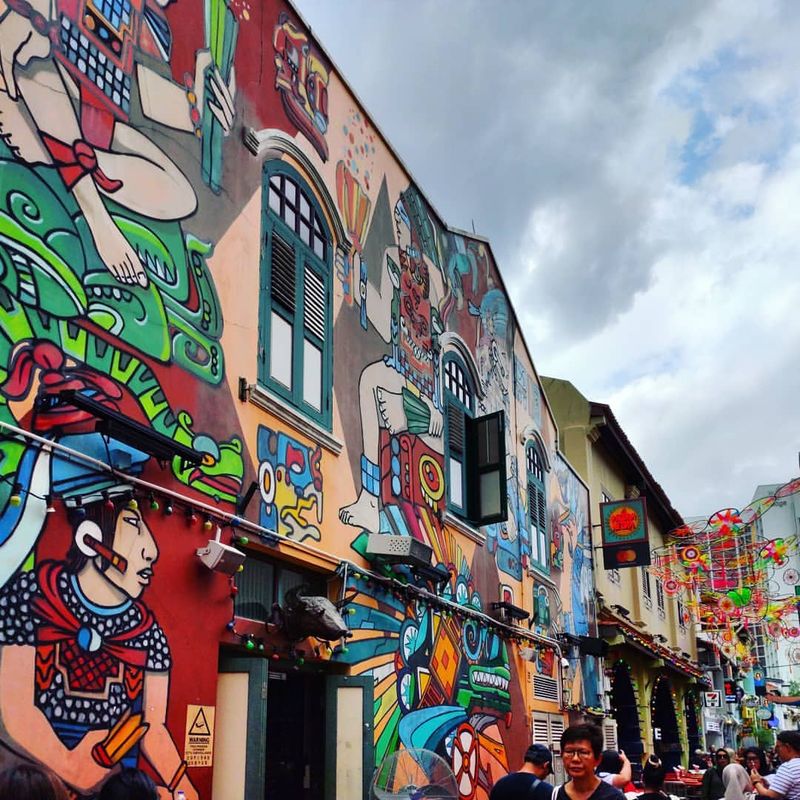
[294,0,800,516]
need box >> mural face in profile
[0,489,195,798]
[0,1,245,795]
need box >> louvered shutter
[468,410,507,525]
[447,405,465,454]
[603,719,618,751]
[532,713,550,745]
[550,714,566,784]
[304,264,326,342]
[271,233,296,311]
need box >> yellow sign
[184,705,215,768]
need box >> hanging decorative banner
[600,497,651,570]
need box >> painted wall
[0,1,594,797]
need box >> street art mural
[0,0,597,795]
[338,529,513,800]
[0,484,195,798]
[273,11,330,161]
[338,184,446,535]
[0,0,245,794]
[551,454,599,708]
[257,424,323,542]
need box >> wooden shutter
[303,264,326,341]
[468,410,507,525]
[447,405,465,454]
[603,719,618,751]
[271,233,296,312]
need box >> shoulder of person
[594,779,626,800]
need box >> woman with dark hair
[744,749,772,777]
[0,762,69,800]
[97,768,158,800]
[702,750,735,800]
[597,749,633,790]
[639,756,669,800]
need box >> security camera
[561,657,570,668]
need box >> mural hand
[425,403,443,438]
[62,730,114,793]
[194,51,236,135]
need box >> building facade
[542,378,705,771]
[0,1,599,797]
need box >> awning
[599,608,707,681]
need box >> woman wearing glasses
[555,725,624,800]
[703,750,738,800]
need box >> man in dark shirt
[490,744,554,800]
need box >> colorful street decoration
[650,477,800,664]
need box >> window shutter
[603,719,618,751]
[537,488,546,534]
[303,264,326,341]
[468,410,507,525]
[271,232,296,312]
[447,404,465,454]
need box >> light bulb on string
[9,483,22,507]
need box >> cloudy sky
[294,0,800,520]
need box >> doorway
[265,671,326,799]
[610,662,644,780]
[652,675,682,770]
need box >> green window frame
[526,441,548,569]
[444,353,508,526]
[259,161,332,429]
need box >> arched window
[259,161,332,428]
[444,352,507,526]
[526,441,547,568]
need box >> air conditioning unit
[366,534,433,569]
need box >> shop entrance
[610,662,644,780]
[652,675,682,770]
[265,670,325,799]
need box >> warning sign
[184,705,215,767]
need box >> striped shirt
[766,758,800,800]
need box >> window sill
[443,511,485,545]
[528,563,555,585]
[248,383,343,455]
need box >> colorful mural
[0,0,598,796]
[337,527,513,800]
[551,454,599,707]
[257,424,323,542]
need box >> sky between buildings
[294,0,800,521]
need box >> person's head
[97,768,158,800]
[744,748,769,774]
[0,762,69,800]
[643,757,666,791]
[775,731,800,762]
[722,763,752,794]
[716,748,733,772]
[597,750,623,775]
[68,495,158,600]
[560,724,604,780]
[524,744,553,779]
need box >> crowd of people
[0,764,160,800]
[491,726,800,800]
[3,725,799,799]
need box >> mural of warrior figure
[339,186,446,532]
[0,0,235,286]
[0,486,195,799]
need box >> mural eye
[462,620,483,661]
